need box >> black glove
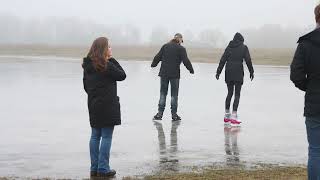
[250,73,254,81]
[216,73,220,80]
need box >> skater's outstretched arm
[216,48,230,76]
[290,43,307,91]
[180,47,194,74]
[151,45,164,67]
[244,46,254,80]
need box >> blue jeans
[158,77,180,114]
[306,116,320,180]
[89,127,114,173]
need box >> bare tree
[198,29,226,48]
[149,27,170,45]
[183,30,195,46]
[241,24,307,48]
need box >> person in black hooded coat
[82,37,126,178]
[216,33,254,124]
[290,4,320,179]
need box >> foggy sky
[0,0,319,47]
[1,0,317,36]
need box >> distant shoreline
[0,45,295,66]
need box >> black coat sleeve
[290,43,307,91]
[105,58,127,81]
[216,47,230,75]
[151,45,164,67]
[180,47,194,73]
[83,71,88,92]
[82,61,88,93]
[244,46,254,75]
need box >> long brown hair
[315,4,320,24]
[87,37,109,72]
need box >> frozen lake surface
[0,56,307,178]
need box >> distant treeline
[0,14,314,48]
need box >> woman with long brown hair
[82,37,126,178]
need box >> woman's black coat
[82,57,126,128]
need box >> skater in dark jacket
[82,37,126,178]
[290,4,320,179]
[216,33,254,126]
[151,33,194,121]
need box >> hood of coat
[82,57,96,73]
[298,28,320,46]
[228,32,244,48]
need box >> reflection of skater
[290,4,320,180]
[151,33,194,121]
[82,37,126,178]
[224,126,241,166]
[154,121,181,171]
[216,33,254,126]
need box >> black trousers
[225,82,242,112]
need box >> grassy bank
[126,167,307,180]
[0,45,294,66]
[0,167,307,180]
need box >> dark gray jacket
[83,57,126,127]
[217,33,254,84]
[290,28,320,117]
[151,41,194,79]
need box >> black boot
[172,113,181,121]
[90,171,98,178]
[97,169,116,178]
[153,112,163,120]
